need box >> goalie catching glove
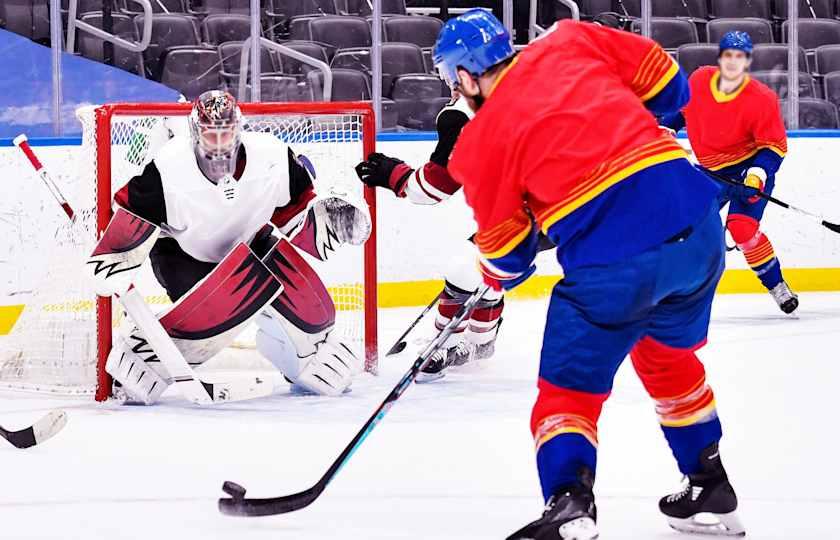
[288,185,371,262]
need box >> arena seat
[709,0,772,20]
[77,12,146,76]
[309,15,371,49]
[218,41,279,89]
[159,46,222,99]
[274,40,331,79]
[135,13,201,79]
[676,43,718,75]
[201,13,252,45]
[707,18,775,44]
[783,97,839,128]
[751,44,808,72]
[783,18,840,51]
[751,70,816,98]
[631,18,698,50]
[774,0,835,20]
[383,15,443,48]
[815,44,840,74]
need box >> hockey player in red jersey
[103,91,370,403]
[435,11,743,539]
[354,92,506,382]
[662,30,798,313]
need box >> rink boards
[1,132,839,332]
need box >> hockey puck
[222,481,247,500]
[386,341,407,356]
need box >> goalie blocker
[88,209,363,404]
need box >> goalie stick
[385,289,442,356]
[0,410,67,449]
[218,284,491,517]
[705,168,840,234]
[15,133,275,405]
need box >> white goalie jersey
[116,131,307,264]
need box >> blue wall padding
[0,29,181,137]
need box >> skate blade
[558,517,599,540]
[415,371,446,384]
[666,511,745,537]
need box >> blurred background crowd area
[3,0,840,132]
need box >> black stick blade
[218,483,323,517]
[386,341,407,356]
[823,220,840,234]
[0,410,67,449]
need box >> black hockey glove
[355,152,412,197]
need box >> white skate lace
[770,282,795,304]
[665,478,691,503]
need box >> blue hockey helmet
[719,31,753,56]
[433,9,515,89]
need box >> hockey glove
[740,168,766,204]
[479,258,537,292]
[355,152,413,197]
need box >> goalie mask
[189,90,242,182]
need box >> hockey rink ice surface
[0,292,838,540]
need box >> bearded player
[104,91,369,404]
[354,92,506,382]
[662,31,797,314]
[436,11,743,539]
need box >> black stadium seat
[353,0,407,16]
[751,70,816,98]
[307,67,371,100]
[309,15,371,49]
[330,43,426,96]
[159,46,222,99]
[188,0,250,15]
[815,44,840,74]
[782,97,839,128]
[707,18,774,44]
[632,18,698,50]
[136,13,201,79]
[383,15,443,48]
[783,18,840,51]
[751,44,808,72]
[77,12,146,76]
[120,0,184,15]
[709,0,772,19]
[274,40,331,79]
[651,0,708,19]
[218,41,278,90]
[201,13,252,45]
[822,71,840,108]
[676,43,718,75]
[774,0,834,19]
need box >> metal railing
[529,0,580,41]
[66,0,154,53]
[238,37,333,103]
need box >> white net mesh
[0,104,373,398]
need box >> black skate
[770,281,799,314]
[659,443,745,537]
[416,341,472,383]
[507,469,598,540]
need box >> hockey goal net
[0,102,378,401]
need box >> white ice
[1,292,839,540]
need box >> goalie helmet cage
[2,102,378,402]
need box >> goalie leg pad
[256,311,361,396]
[257,237,361,395]
[105,327,171,405]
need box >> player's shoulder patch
[437,95,474,124]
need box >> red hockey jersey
[448,21,717,276]
[683,66,787,172]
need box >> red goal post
[89,102,379,401]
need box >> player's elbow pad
[645,70,690,116]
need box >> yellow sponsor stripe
[2,268,839,336]
[0,304,25,335]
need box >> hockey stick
[0,410,67,449]
[14,133,274,405]
[705,169,840,234]
[13,135,76,222]
[385,289,443,356]
[218,284,492,517]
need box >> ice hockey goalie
[102,91,370,404]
